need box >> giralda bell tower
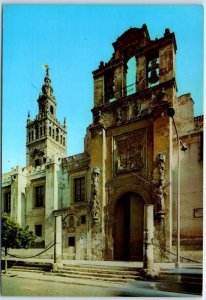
[26,65,67,167]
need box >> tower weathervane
[43,64,49,76]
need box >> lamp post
[167,107,187,268]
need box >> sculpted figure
[90,168,101,224]
[155,154,166,218]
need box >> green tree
[1,213,36,273]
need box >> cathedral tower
[26,66,67,167]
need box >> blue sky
[2,4,204,173]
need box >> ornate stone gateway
[114,192,144,261]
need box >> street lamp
[167,107,187,268]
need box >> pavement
[1,259,204,299]
[2,257,203,287]
[2,269,127,289]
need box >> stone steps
[60,264,140,275]
[1,260,53,272]
[52,264,142,283]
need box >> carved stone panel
[113,129,147,175]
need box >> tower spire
[43,64,49,76]
[26,66,67,167]
[41,64,55,100]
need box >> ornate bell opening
[148,69,159,84]
[147,58,159,85]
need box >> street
[1,275,115,297]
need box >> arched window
[50,105,54,115]
[126,56,136,96]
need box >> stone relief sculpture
[89,167,101,224]
[125,101,131,121]
[115,131,145,173]
[155,154,166,219]
[116,107,122,124]
[135,101,142,118]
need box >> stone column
[143,204,154,270]
[54,215,62,265]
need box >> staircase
[2,259,143,284]
[1,260,53,272]
[52,264,143,284]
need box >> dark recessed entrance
[114,192,144,261]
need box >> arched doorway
[114,192,144,261]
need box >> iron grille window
[35,224,42,237]
[35,185,44,207]
[81,215,86,224]
[4,192,11,213]
[68,237,75,246]
[74,177,85,202]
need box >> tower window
[199,132,203,161]
[35,185,44,207]
[28,132,31,142]
[52,129,55,139]
[126,56,137,96]
[105,70,114,102]
[50,105,54,115]
[60,135,62,144]
[63,137,65,146]
[56,128,59,141]
[41,104,45,114]
[49,127,51,136]
[74,177,85,202]
[44,125,46,136]
[147,53,160,88]
[4,192,11,213]
[35,224,42,237]
[40,127,42,138]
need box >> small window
[68,237,75,246]
[28,132,31,142]
[74,177,85,202]
[199,132,203,161]
[81,215,86,224]
[52,129,55,139]
[35,224,42,237]
[56,128,59,142]
[35,185,44,207]
[49,127,51,136]
[40,127,42,138]
[35,159,40,167]
[63,137,65,146]
[50,105,54,114]
[35,125,39,139]
[194,208,203,218]
[4,192,11,213]
[60,135,62,144]
[44,126,46,136]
